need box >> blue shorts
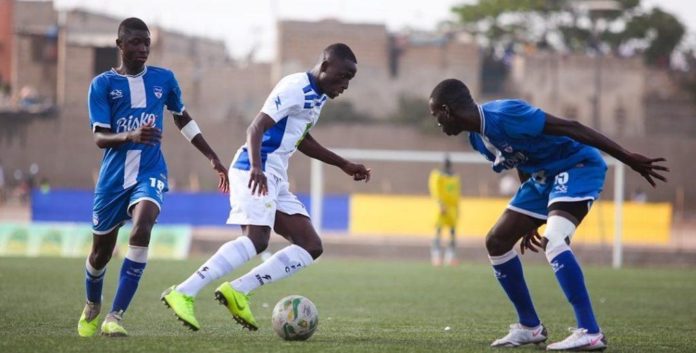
[508,159,607,220]
[91,179,165,235]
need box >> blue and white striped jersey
[232,72,328,180]
[88,66,185,193]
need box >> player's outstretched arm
[543,114,669,187]
[297,133,371,182]
[173,111,229,193]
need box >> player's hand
[210,158,229,193]
[128,125,161,145]
[625,153,669,187]
[519,228,543,255]
[248,166,268,196]
[341,162,371,183]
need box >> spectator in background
[428,155,461,266]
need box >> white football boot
[491,323,548,348]
[546,328,607,351]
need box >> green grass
[0,256,695,353]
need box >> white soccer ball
[271,295,319,341]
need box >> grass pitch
[0,256,694,353]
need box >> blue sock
[550,250,600,333]
[490,251,540,327]
[111,247,148,314]
[85,259,105,303]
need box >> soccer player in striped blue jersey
[429,79,668,351]
[161,43,371,332]
[77,18,229,337]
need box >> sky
[52,0,696,61]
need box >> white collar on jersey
[476,104,486,135]
[110,65,148,78]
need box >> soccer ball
[271,295,319,341]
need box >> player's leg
[78,191,129,337]
[163,168,264,330]
[431,225,442,266]
[78,228,119,337]
[210,168,282,330]
[102,198,159,337]
[544,203,606,351]
[212,225,271,331]
[544,163,607,351]
[489,180,548,348]
[444,226,457,266]
[163,227,258,331]
[488,209,548,348]
[443,207,458,266]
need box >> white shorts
[227,168,309,227]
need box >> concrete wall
[511,52,645,136]
[0,0,13,86]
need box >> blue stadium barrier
[31,189,349,231]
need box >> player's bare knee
[90,250,111,268]
[543,215,576,261]
[129,224,152,247]
[248,235,269,253]
[485,232,510,256]
[304,240,323,260]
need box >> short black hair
[118,17,149,39]
[430,78,475,110]
[323,43,357,64]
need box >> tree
[450,0,684,68]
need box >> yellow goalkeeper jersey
[429,169,460,207]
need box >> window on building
[93,47,118,75]
[30,35,57,63]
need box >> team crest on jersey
[109,89,123,100]
[153,86,163,99]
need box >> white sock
[176,236,256,296]
[231,244,313,294]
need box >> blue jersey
[468,99,603,176]
[88,66,184,193]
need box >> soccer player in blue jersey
[429,79,668,351]
[77,18,229,337]
[161,43,371,332]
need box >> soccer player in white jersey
[429,79,668,351]
[162,43,370,331]
[77,18,229,337]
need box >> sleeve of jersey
[501,100,546,139]
[166,72,186,115]
[468,132,496,162]
[260,80,303,122]
[88,76,112,132]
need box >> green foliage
[451,0,685,68]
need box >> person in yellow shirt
[428,155,460,266]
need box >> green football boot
[161,285,200,331]
[77,301,101,337]
[100,312,128,337]
[214,282,258,331]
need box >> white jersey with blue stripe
[88,66,185,193]
[468,99,603,176]
[232,72,328,180]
